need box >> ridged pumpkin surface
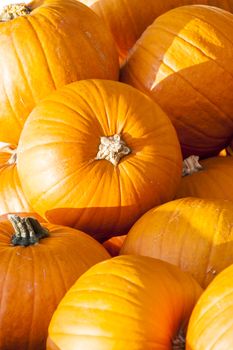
[121,197,233,288]
[47,255,202,350]
[186,263,233,349]
[176,156,233,200]
[17,79,182,241]
[121,5,233,158]
[0,0,119,145]
[79,0,233,62]
[0,145,33,214]
[0,217,109,350]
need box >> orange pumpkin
[47,255,202,350]
[121,197,233,288]
[79,0,233,63]
[103,234,126,256]
[0,0,119,145]
[17,79,182,241]
[0,143,34,215]
[121,5,233,158]
[186,263,233,349]
[0,214,109,350]
[176,155,233,199]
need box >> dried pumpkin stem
[172,330,186,350]
[182,155,203,176]
[8,151,17,165]
[9,214,49,246]
[0,3,31,21]
[0,144,17,165]
[95,134,131,166]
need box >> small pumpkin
[17,79,182,241]
[79,0,233,63]
[176,155,233,200]
[47,255,202,350]
[0,214,109,350]
[120,5,233,158]
[121,197,233,288]
[0,0,119,145]
[186,263,233,349]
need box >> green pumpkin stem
[0,3,31,22]
[9,214,49,246]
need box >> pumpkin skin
[0,0,119,145]
[0,215,109,350]
[186,263,233,349]
[47,255,202,350]
[0,144,34,215]
[121,197,233,288]
[120,5,233,159]
[176,156,233,200]
[218,148,228,156]
[17,79,182,241]
[103,234,126,256]
[79,0,233,63]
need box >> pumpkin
[47,255,202,350]
[103,234,126,256]
[0,214,109,350]
[79,0,233,63]
[121,197,233,288]
[0,143,35,215]
[176,155,233,199]
[120,5,233,159]
[17,79,182,241]
[186,263,233,349]
[0,0,119,145]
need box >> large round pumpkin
[121,197,233,288]
[17,79,182,241]
[0,0,119,145]
[176,155,233,199]
[0,214,109,350]
[47,255,202,350]
[186,263,233,349]
[79,0,233,63]
[0,143,34,214]
[120,5,233,158]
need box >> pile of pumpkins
[0,0,233,349]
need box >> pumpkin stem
[182,155,203,176]
[8,151,17,165]
[9,214,49,246]
[95,134,131,166]
[172,330,185,349]
[0,3,31,21]
[0,144,17,165]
